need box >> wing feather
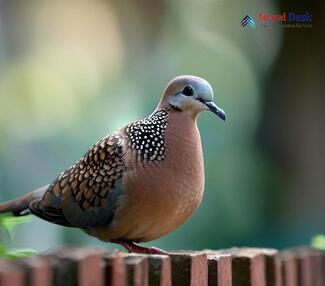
[29,132,127,228]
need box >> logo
[258,12,312,23]
[241,12,312,29]
[241,15,256,28]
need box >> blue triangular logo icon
[241,15,256,28]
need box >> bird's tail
[0,185,49,216]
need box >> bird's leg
[111,238,168,255]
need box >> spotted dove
[0,75,226,254]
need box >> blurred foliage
[0,214,37,259]
[0,213,32,236]
[311,235,325,250]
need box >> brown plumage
[0,75,226,254]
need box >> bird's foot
[111,238,168,255]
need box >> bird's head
[158,75,226,121]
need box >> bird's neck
[165,109,202,159]
[155,102,200,120]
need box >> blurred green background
[0,0,324,252]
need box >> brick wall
[0,247,324,286]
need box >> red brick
[124,254,148,286]
[102,252,126,286]
[305,248,325,286]
[42,247,104,286]
[148,255,171,286]
[280,251,298,286]
[203,251,232,286]
[263,249,282,286]
[288,248,325,286]
[15,256,52,286]
[219,248,268,286]
[0,260,24,286]
[170,251,207,286]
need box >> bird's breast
[111,112,205,241]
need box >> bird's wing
[29,132,127,228]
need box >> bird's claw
[112,238,168,255]
[142,246,168,255]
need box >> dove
[0,75,226,254]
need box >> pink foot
[111,238,168,255]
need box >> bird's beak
[204,102,226,121]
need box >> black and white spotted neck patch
[126,109,168,161]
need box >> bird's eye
[182,85,194,96]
